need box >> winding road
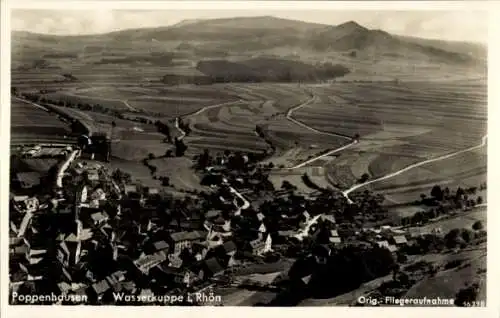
[174,100,245,141]
[342,135,488,203]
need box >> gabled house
[391,235,408,246]
[134,251,168,275]
[91,279,111,299]
[153,240,170,253]
[90,212,109,227]
[169,231,207,254]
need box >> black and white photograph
[2,0,496,313]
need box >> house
[257,213,265,222]
[121,281,137,294]
[90,188,106,201]
[330,230,339,238]
[124,184,138,195]
[106,270,127,292]
[147,187,160,196]
[167,254,183,269]
[87,171,100,183]
[250,238,265,253]
[258,223,267,233]
[278,230,295,237]
[169,231,207,254]
[387,245,398,253]
[377,241,390,249]
[153,240,170,253]
[57,281,72,295]
[134,251,168,274]
[205,209,221,220]
[391,235,408,246]
[329,237,342,244]
[302,211,311,220]
[92,279,110,297]
[90,212,109,226]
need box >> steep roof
[170,231,207,242]
[222,241,237,254]
[393,235,408,245]
[92,279,110,295]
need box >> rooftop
[170,231,207,242]
[92,279,110,295]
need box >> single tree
[472,221,484,231]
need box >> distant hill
[11,16,486,80]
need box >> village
[9,142,487,306]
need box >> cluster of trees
[270,245,397,305]
[402,185,485,228]
[421,185,484,207]
[93,53,176,67]
[195,58,351,84]
[22,92,124,119]
[154,121,172,143]
[301,173,323,191]
[174,137,188,157]
[358,173,370,183]
[111,168,132,185]
[343,190,388,224]
[177,118,192,136]
[401,225,486,255]
[400,205,449,227]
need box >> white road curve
[342,135,488,204]
[290,140,357,169]
[56,150,80,188]
[222,178,251,216]
[174,117,186,140]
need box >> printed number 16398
[465,300,486,307]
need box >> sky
[11,9,488,43]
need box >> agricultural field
[183,83,349,159]
[11,98,71,137]
[44,91,132,111]
[183,100,272,155]
[41,84,240,117]
[295,81,486,204]
[369,148,486,204]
